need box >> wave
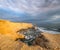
[37,27,60,34]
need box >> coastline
[38,27,60,34]
[0,20,60,50]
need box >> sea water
[38,27,60,34]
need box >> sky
[0,0,60,23]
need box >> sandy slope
[0,33,60,50]
[0,20,33,40]
[42,33,60,50]
[0,20,60,50]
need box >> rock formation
[0,20,60,50]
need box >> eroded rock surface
[0,20,60,50]
[17,27,42,44]
[17,27,50,49]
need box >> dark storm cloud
[0,0,60,22]
[0,0,60,15]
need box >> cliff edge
[0,20,60,50]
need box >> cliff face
[0,20,33,40]
[0,20,60,50]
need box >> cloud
[0,0,60,21]
[0,0,60,15]
[52,15,60,20]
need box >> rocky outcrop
[0,20,60,50]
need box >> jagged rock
[17,26,42,45]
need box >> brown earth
[0,20,60,50]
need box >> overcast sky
[0,0,60,22]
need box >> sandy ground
[0,33,60,50]
[0,20,60,50]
